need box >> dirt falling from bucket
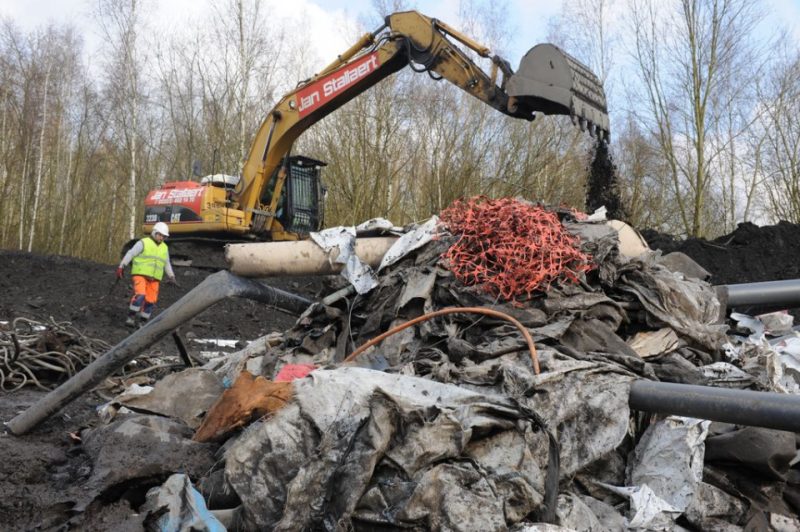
[586,138,626,221]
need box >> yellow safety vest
[131,237,169,281]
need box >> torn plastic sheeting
[727,316,800,392]
[356,217,403,234]
[627,328,682,358]
[699,362,754,388]
[311,226,377,294]
[585,205,607,222]
[730,312,766,341]
[142,473,225,532]
[202,333,280,387]
[97,383,152,423]
[224,367,558,530]
[627,416,710,512]
[554,493,603,530]
[192,338,239,348]
[397,268,437,315]
[757,311,794,335]
[616,256,727,350]
[683,481,746,530]
[112,368,224,428]
[599,483,681,530]
[80,415,217,505]
[378,215,439,271]
[656,251,711,280]
[579,495,628,531]
[433,347,635,479]
[705,426,796,481]
[528,358,634,477]
[511,525,574,531]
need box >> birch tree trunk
[126,2,139,240]
[108,185,118,256]
[18,145,31,250]
[28,63,52,252]
[59,142,74,254]
[237,0,248,176]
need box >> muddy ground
[1,221,800,530]
[0,250,333,530]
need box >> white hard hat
[152,221,170,237]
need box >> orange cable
[343,306,540,374]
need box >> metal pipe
[5,271,312,435]
[629,380,800,433]
[718,278,800,308]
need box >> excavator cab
[262,155,326,237]
[506,44,609,140]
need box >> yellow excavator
[140,10,609,264]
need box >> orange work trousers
[129,275,161,319]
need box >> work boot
[125,315,136,328]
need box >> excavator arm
[144,10,609,242]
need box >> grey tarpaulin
[599,483,681,530]
[613,255,727,351]
[311,226,378,294]
[310,218,439,295]
[378,216,439,271]
[109,368,224,428]
[224,368,558,530]
[80,415,217,505]
[520,355,635,477]
[683,482,746,530]
[627,416,710,512]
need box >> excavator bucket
[506,44,610,140]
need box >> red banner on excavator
[296,52,381,118]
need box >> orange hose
[343,307,540,374]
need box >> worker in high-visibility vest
[117,222,177,327]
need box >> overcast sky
[2,0,799,86]
[4,1,800,61]
[0,0,562,69]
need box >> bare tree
[27,60,51,251]
[95,0,148,243]
[548,0,619,87]
[756,49,800,222]
[627,0,762,237]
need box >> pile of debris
[8,199,800,530]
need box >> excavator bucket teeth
[506,44,610,140]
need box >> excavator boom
[141,10,610,248]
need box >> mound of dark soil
[642,221,800,285]
[0,249,330,348]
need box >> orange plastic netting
[440,196,594,300]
